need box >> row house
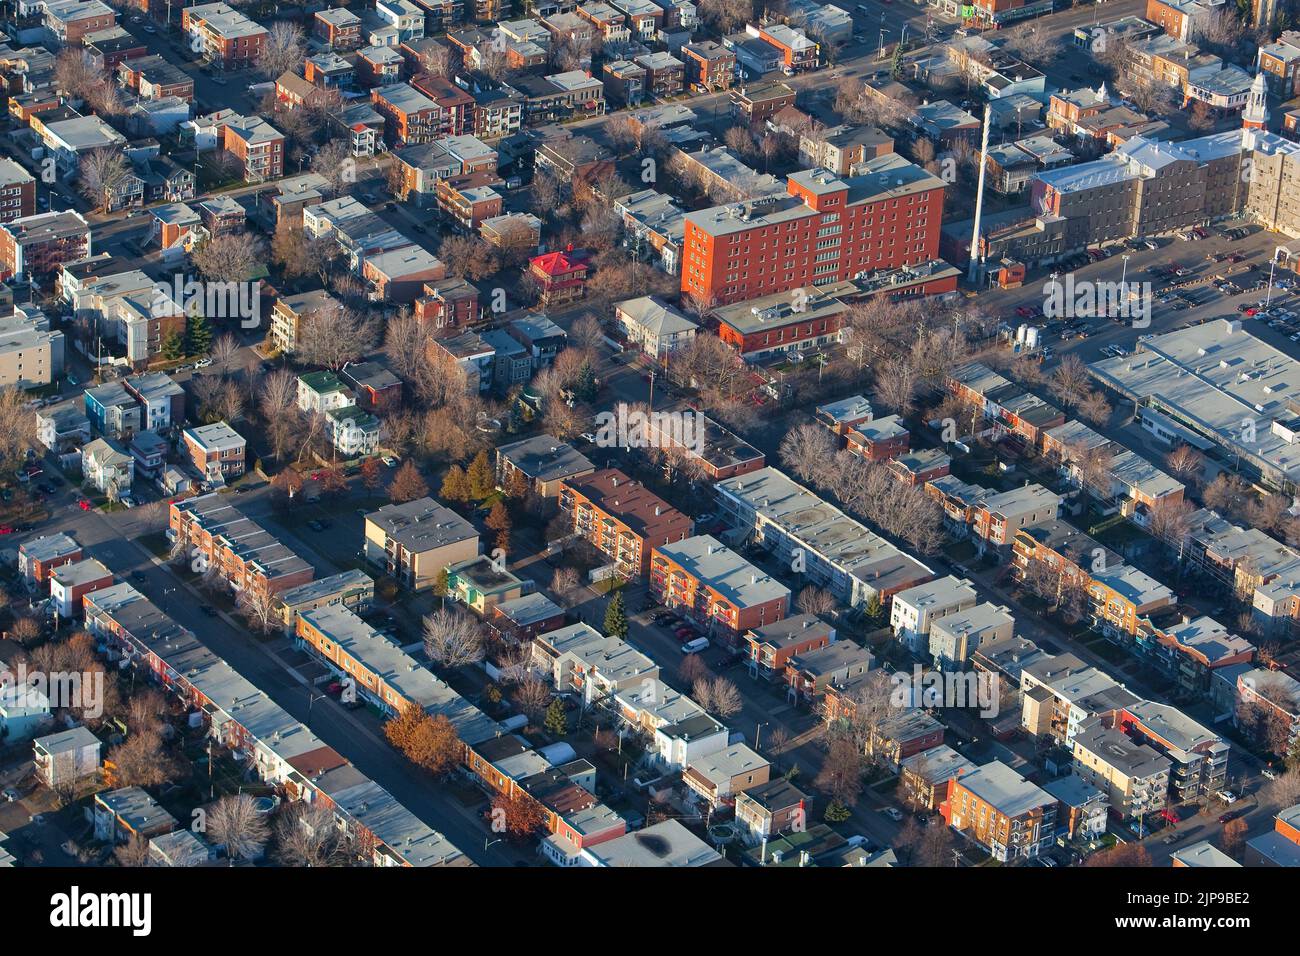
[560,468,693,577]
[393,134,498,206]
[411,74,476,137]
[82,584,467,866]
[682,744,770,809]
[1117,700,1229,802]
[358,45,405,87]
[1019,653,1140,745]
[715,466,935,610]
[372,82,442,146]
[363,244,447,304]
[576,2,631,43]
[787,641,875,710]
[119,55,194,102]
[613,678,728,770]
[169,494,314,596]
[305,51,357,89]
[533,622,661,707]
[602,60,646,106]
[1130,612,1254,694]
[278,570,376,637]
[635,51,684,98]
[947,362,1067,448]
[0,158,36,225]
[926,475,1061,547]
[900,744,977,812]
[481,212,542,254]
[414,276,481,332]
[649,534,789,643]
[435,174,504,231]
[928,602,1014,671]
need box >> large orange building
[680,155,945,306]
[649,534,789,641]
[560,469,693,577]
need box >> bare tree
[0,387,38,478]
[237,585,281,635]
[779,422,839,488]
[207,794,270,865]
[211,333,241,376]
[311,140,355,197]
[79,149,131,213]
[512,675,552,721]
[295,305,378,370]
[114,834,152,867]
[274,801,343,867]
[796,586,837,618]
[875,358,918,415]
[549,566,582,607]
[258,22,306,79]
[192,231,264,284]
[422,607,485,669]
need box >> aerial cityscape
[0,0,1297,892]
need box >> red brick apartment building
[182,2,268,70]
[410,74,475,137]
[681,41,735,92]
[414,277,480,332]
[649,535,789,640]
[314,7,362,49]
[181,421,246,483]
[219,114,285,182]
[681,155,945,305]
[0,210,90,281]
[642,411,765,481]
[560,468,693,577]
[45,1,116,46]
[0,158,36,224]
[170,494,315,595]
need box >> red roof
[530,250,587,278]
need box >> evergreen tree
[574,362,598,403]
[603,590,628,639]
[440,464,470,503]
[161,329,185,361]
[186,312,213,356]
[467,450,494,499]
[434,566,450,598]
[544,698,568,737]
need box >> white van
[680,636,710,654]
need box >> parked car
[680,636,710,654]
[1215,789,1239,804]
[883,807,904,821]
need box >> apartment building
[681,40,735,92]
[649,535,789,641]
[169,495,314,595]
[560,468,693,577]
[0,309,62,389]
[941,760,1058,861]
[0,210,91,282]
[217,112,285,182]
[1071,715,1171,819]
[789,642,876,710]
[742,614,835,680]
[929,602,1014,672]
[890,575,978,657]
[1119,700,1229,801]
[18,533,82,585]
[43,0,115,45]
[270,288,343,355]
[182,2,268,69]
[277,569,375,637]
[48,557,113,619]
[715,466,934,609]
[495,434,595,498]
[314,7,363,49]
[0,158,36,224]
[363,497,479,591]
[182,421,246,484]
[681,156,945,305]
[711,280,852,360]
[900,744,977,811]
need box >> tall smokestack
[967,100,993,286]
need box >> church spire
[1243,71,1269,131]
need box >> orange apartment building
[649,534,789,641]
[941,761,1058,861]
[742,613,834,680]
[560,468,693,577]
[169,494,315,596]
[218,113,285,182]
[680,155,946,306]
[681,41,735,92]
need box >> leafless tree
[79,149,131,213]
[705,677,742,718]
[549,566,582,607]
[796,586,837,618]
[422,607,484,669]
[114,834,152,867]
[274,801,343,867]
[237,585,281,635]
[258,22,306,79]
[192,231,265,284]
[1165,444,1203,485]
[875,358,918,415]
[211,333,241,376]
[1049,355,1091,407]
[207,794,270,865]
[0,387,38,478]
[311,140,355,197]
[513,675,552,721]
[295,305,378,370]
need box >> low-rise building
[363,497,479,591]
[941,760,1058,861]
[649,534,789,642]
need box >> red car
[77,499,92,511]
[0,526,14,535]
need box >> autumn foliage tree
[389,460,429,503]
[384,703,463,777]
[491,790,547,839]
[1083,843,1151,867]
